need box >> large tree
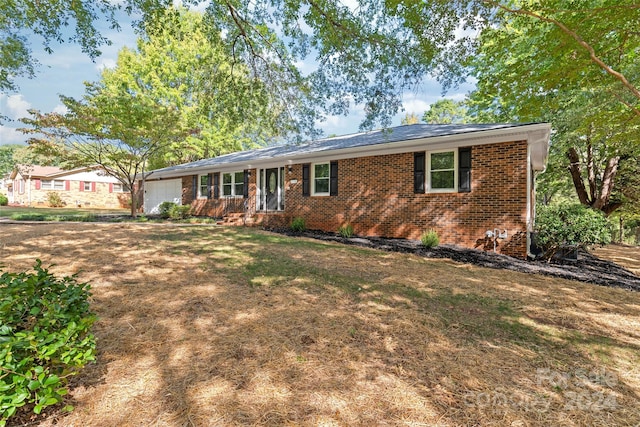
[103,7,281,168]
[465,1,640,215]
[22,87,184,217]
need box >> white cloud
[5,94,31,120]
[0,126,26,145]
[401,98,431,115]
[52,104,68,114]
[96,58,117,71]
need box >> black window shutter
[458,147,472,193]
[414,152,425,194]
[330,161,338,196]
[243,169,249,198]
[207,173,213,199]
[213,172,219,199]
[192,175,198,200]
[302,164,310,197]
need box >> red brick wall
[280,140,530,258]
[180,140,530,258]
[184,172,258,217]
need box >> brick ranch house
[144,123,551,258]
[9,165,129,208]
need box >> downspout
[526,146,533,259]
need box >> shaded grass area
[9,212,97,222]
[0,206,218,224]
[0,224,639,426]
[0,206,129,217]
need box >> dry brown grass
[1,223,639,427]
[593,244,640,276]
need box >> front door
[265,168,279,211]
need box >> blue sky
[0,6,473,146]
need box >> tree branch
[486,0,640,114]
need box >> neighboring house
[9,165,129,208]
[144,123,551,259]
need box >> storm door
[259,167,285,211]
[266,168,279,210]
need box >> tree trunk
[130,187,137,218]
[592,156,620,214]
[619,216,624,243]
[567,147,621,216]
[566,147,591,205]
[586,140,597,202]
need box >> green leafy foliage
[290,217,306,233]
[535,204,612,260]
[0,194,7,206]
[0,261,96,425]
[422,99,470,124]
[338,223,354,238]
[420,229,440,248]
[46,192,64,208]
[168,204,190,220]
[467,2,640,215]
[158,201,176,219]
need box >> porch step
[218,213,255,226]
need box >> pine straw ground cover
[1,223,639,427]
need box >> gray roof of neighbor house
[147,122,551,179]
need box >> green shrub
[10,213,46,221]
[291,217,306,232]
[168,204,190,220]
[0,194,8,206]
[338,223,354,238]
[535,203,612,260]
[0,261,96,425]
[46,192,64,207]
[420,229,440,248]
[158,201,176,219]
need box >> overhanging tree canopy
[6,1,640,135]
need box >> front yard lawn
[0,206,129,218]
[1,224,638,426]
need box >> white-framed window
[41,179,65,190]
[312,163,330,196]
[222,171,245,197]
[113,183,127,192]
[83,182,92,191]
[427,150,457,192]
[198,174,208,198]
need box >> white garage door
[144,179,183,214]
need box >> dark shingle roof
[149,123,540,176]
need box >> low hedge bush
[168,204,191,220]
[291,217,306,232]
[0,261,96,425]
[535,203,611,260]
[158,201,176,219]
[420,229,440,248]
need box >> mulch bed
[270,228,640,292]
